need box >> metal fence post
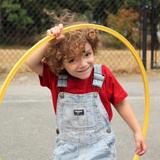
[150,0,158,69]
[0,0,2,43]
[142,1,148,69]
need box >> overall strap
[92,64,105,88]
[57,74,68,87]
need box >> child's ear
[60,65,64,70]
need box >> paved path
[0,74,159,160]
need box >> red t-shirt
[39,64,128,121]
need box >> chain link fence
[0,0,144,74]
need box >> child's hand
[134,131,147,156]
[47,24,64,42]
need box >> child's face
[63,43,94,79]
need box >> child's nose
[78,58,86,67]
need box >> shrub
[105,7,140,48]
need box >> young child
[26,24,147,160]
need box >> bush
[105,7,140,48]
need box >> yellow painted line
[0,24,150,160]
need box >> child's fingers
[59,23,63,31]
[46,24,64,46]
[135,141,147,156]
[136,148,145,156]
[54,26,61,37]
[47,29,56,37]
[47,29,51,36]
[48,26,59,37]
[55,35,65,44]
[135,142,141,153]
[47,24,63,37]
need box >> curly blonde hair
[44,28,99,75]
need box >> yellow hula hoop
[0,24,149,160]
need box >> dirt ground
[0,48,144,73]
[0,47,159,87]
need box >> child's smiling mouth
[77,66,90,73]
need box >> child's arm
[115,100,147,156]
[25,24,64,76]
[25,42,50,76]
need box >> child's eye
[68,58,75,63]
[85,52,91,57]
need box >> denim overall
[53,64,116,160]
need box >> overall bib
[53,64,116,160]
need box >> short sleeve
[102,65,128,106]
[39,63,56,89]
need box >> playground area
[0,72,159,160]
[0,1,160,159]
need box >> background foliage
[0,0,151,47]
